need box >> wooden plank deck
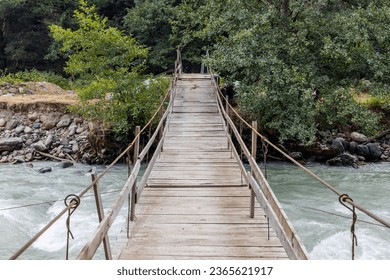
[117,74,288,260]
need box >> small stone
[13,156,25,163]
[60,137,69,146]
[57,161,74,168]
[18,87,24,94]
[15,125,25,134]
[32,141,47,152]
[24,126,33,134]
[350,132,368,143]
[25,153,34,162]
[26,163,34,168]
[25,139,33,146]
[5,119,19,130]
[8,87,17,94]
[68,125,77,136]
[76,126,84,134]
[38,167,52,174]
[56,114,72,128]
[58,152,65,158]
[44,134,53,147]
[41,120,57,130]
[28,112,40,122]
[0,118,5,127]
[33,123,41,129]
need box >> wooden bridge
[118,74,291,259]
[74,70,308,260]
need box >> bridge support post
[159,97,164,152]
[131,125,140,213]
[226,96,231,150]
[250,120,258,218]
[91,168,112,260]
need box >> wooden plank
[130,214,268,224]
[117,74,290,260]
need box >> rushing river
[265,162,390,260]
[0,161,389,260]
[0,162,129,260]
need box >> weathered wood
[91,168,112,260]
[250,120,258,218]
[117,74,290,260]
[76,160,141,260]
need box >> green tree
[173,0,387,144]
[0,0,78,72]
[124,0,180,73]
[50,0,167,139]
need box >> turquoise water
[0,162,129,260]
[0,161,389,260]
[265,162,390,260]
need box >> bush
[0,69,71,89]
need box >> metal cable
[209,68,390,230]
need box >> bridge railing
[9,50,182,260]
[207,63,390,260]
[208,68,309,260]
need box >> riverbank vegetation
[1,0,389,146]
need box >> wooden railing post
[130,125,140,221]
[250,120,258,218]
[91,168,112,260]
[159,97,164,153]
[226,96,230,150]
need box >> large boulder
[0,138,23,152]
[350,132,368,143]
[331,138,345,154]
[326,153,358,168]
[367,143,382,160]
[356,144,370,157]
[349,141,358,154]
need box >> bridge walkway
[117,74,289,260]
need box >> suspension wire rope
[209,67,390,230]
[282,201,386,228]
[8,74,174,260]
[0,190,122,212]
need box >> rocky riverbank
[0,104,90,164]
[289,130,390,168]
[0,82,113,165]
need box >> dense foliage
[173,0,389,143]
[1,0,389,144]
[49,0,168,140]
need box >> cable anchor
[339,193,358,260]
[64,194,81,260]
